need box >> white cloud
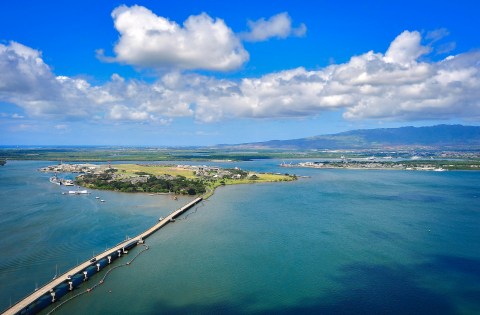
[426,28,449,43]
[0,42,195,123]
[241,12,306,42]
[1,31,480,125]
[0,112,24,119]
[101,5,249,71]
[0,41,57,99]
[436,42,456,55]
[188,31,480,122]
[384,30,431,65]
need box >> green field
[114,164,196,178]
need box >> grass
[201,172,295,199]
[114,164,196,178]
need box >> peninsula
[40,163,296,197]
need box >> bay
[1,160,479,314]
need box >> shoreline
[281,161,480,171]
[40,162,297,197]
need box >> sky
[1,0,479,146]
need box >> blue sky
[1,0,479,146]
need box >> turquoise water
[1,161,479,314]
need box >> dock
[2,197,203,315]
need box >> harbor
[2,197,203,315]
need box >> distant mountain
[228,125,480,150]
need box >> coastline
[281,160,480,171]
[40,162,297,197]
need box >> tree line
[76,173,206,195]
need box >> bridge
[2,197,203,315]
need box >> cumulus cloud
[0,42,194,123]
[100,5,249,71]
[241,12,307,42]
[384,30,431,65]
[2,31,480,125]
[0,41,57,100]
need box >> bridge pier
[2,197,203,315]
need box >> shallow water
[1,160,479,314]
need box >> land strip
[40,163,296,196]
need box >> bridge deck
[3,197,202,315]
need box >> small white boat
[100,199,106,202]
[68,190,89,195]
[95,196,100,199]
[50,175,61,185]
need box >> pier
[2,197,203,315]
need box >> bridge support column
[83,271,88,281]
[50,291,56,303]
[108,256,111,264]
[68,281,73,291]
[96,263,101,272]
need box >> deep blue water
[0,160,479,314]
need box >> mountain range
[226,125,480,150]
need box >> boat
[68,190,89,195]
[50,173,75,186]
[63,180,74,186]
[49,174,62,185]
[95,196,100,199]
[100,199,106,202]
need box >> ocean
[0,160,479,314]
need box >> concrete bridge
[2,197,203,315]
